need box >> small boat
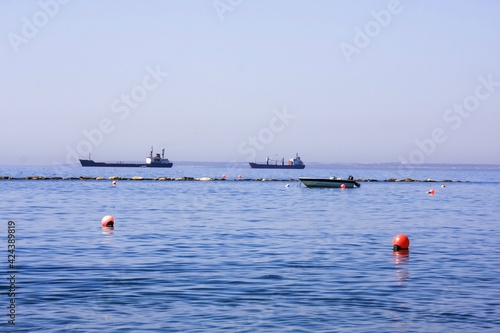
[79,147,173,168]
[249,153,305,169]
[299,176,360,188]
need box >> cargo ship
[79,147,173,168]
[249,153,305,169]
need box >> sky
[1,0,500,165]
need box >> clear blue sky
[1,0,500,165]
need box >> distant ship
[249,153,305,169]
[79,147,173,168]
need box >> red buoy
[102,215,115,228]
[221,174,226,180]
[392,234,410,251]
[238,175,242,179]
[112,181,117,185]
[428,189,435,195]
[340,183,346,189]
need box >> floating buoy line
[0,176,469,183]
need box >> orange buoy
[428,189,435,195]
[392,234,410,251]
[340,183,346,189]
[101,215,115,228]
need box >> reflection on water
[100,228,115,245]
[393,250,410,285]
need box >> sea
[1,163,500,332]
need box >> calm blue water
[2,164,500,332]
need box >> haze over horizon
[2,0,500,166]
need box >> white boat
[299,176,360,188]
